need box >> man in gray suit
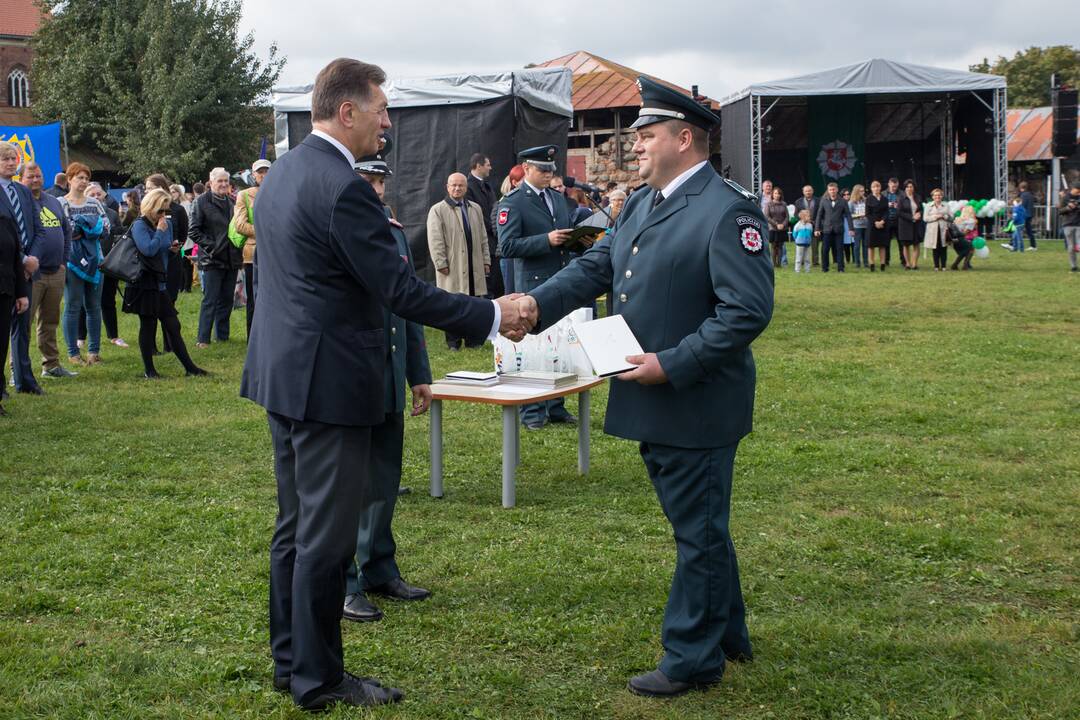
[240,58,530,712]
[514,77,774,697]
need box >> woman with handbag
[121,189,207,379]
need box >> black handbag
[100,226,144,283]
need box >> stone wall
[583,131,641,187]
[0,39,34,108]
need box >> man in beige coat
[426,173,490,350]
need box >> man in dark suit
[813,182,854,272]
[514,77,774,698]
[240,58,530,712]
[1,143,44,395]
[465,153,503,298]
[793,185,819,266]
[497,145,577,430]
[341,142,434,624]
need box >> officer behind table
[515,77,774,697]
[496,144,577,430]
[341,136,436,625]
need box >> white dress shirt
[309,128,501,339]
[658,160,709,200]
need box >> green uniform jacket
[529,164,775,449]
[382,206,432,413]
[496,183,573,292]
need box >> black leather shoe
[301,672,402,711]
[185,367,209,377]
[273,674,290,693]
[367,577,431,601]
[342,592,383,622]
[397,486,412,496]
[548,412,577,425]
[627,669,719,698]
[17,386,45,395]
[523,419,546,431]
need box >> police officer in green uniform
[496,145,577,430]
[342,138,435,623]
[513,78,774,697]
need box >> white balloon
[975,246,990,258]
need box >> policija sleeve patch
[735,215,764,255]
[498,209,509,226]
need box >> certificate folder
[572,315,644,378]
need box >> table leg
[578,389,590,475]
[502,405,518,508]
[430,399,443,498]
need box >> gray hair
[608,189,627,201]
[209,167,229,181]
[87,182,105,193]
[0,141,19,159]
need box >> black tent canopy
[272,67,573,276]
[718,59,1007,201]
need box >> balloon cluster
[926,199,1008,218]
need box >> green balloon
[973,237,986,249]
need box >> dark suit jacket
[241,134,493,426]
[0,214,28,298]
[497,184,574,291]
[528,165,775,449]
[0,179,45,258]
[814,196,853,234]
[466,174,497,241]
[897,194,923,244]
[794,196,819,225]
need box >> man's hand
[619,353,667,385]
[22,255,39,277]
[484,264,490,275]
[496,293,534,341]
[14,296,29,314]
[814,230,821,237]
[410,384,432,416]
[548,229,572,246]
[516,294,539,329]
[438,267,450,275]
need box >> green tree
[970,46,1080,108]
[31,0,284,183]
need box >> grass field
[2,243,1078,719]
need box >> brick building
[0,0,41,126]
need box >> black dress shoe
[367,576,431,601]
[548,413,577,425]
[342,592,383,622]
[397,486,412,496]
[301,672,402,711]
[627,669,719,698]
[17,386,45,395]
[185,367,210,377]
[523,419,546,431]
[143,371,162,380]
[273,674,290,693]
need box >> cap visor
[629,115,666,129]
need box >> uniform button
[625,270,632,278]
[391,327,397,334]
[391,344,397,352]
[619,293,628,303]
[533,275,539,280]
[632,246,639,255]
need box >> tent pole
[61,120,69,168]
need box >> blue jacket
[131,217,173,291]
[241,133,494,426]
[1011,204,1027,225]
[528,165,775,449]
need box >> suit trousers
[345,412,405,593]
[639,440,751,683]
[820,230,845,272]
[0,294,12,387]
[31,269,64,370]
[9,282,40,391]
[267,411,374,706]
[197,267,238,343]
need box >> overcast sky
[242,1,1078,101]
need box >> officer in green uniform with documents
[514,77,775,697]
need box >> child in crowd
[792,209,813,272]
[952,205,976,270]
[1005,196,1027,252]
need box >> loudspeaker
[1052,88,1077,158]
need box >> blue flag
[0,121,63,183]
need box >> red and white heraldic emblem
[498,208,509,226]
[740,226,763,253]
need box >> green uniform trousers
[639,440,752,682]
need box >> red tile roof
[533,51,717,112]
[1007,106,1079,162]
[1,0,45,37]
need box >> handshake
[495,294,539,342]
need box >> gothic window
[8,68,30,108]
